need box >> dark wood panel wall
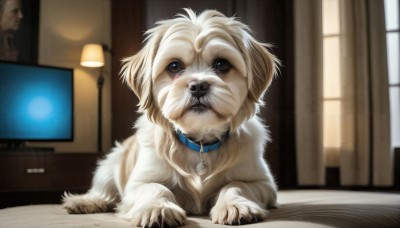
[280,0,296,187]
[111,0,296,187]
[111,0,146,142]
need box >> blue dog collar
[176,130,229,153]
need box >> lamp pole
[97,67,104,158]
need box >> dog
[63,8,279,227]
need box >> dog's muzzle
[188,81,211,112]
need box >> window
[385,0,400,148]
[323,0,342,167]
[323,0,399,165]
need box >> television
[0,61,73,151]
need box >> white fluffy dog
[63,9,278,227]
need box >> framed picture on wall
[0,0,39,63]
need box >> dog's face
[122,9,278,141]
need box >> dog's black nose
[189,81,210,98]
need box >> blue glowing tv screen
[0,61,73,141]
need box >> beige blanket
[0,190,399,227]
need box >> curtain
[366,0,392,186]
[295,0,392,186]
[294,0,325,185]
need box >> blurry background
[0,0,399,208]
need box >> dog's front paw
[210,200,268,225]
[122,201,186,227]
[62,192,114,214]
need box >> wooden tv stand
[0,152,98,208]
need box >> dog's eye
[212,58,232,74]
[166,60,184,76]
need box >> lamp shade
[80,44,105,67]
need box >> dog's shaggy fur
[63,9,279,227]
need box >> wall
[30,0,112,153]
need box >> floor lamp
[80,44,105,157]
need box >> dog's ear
[245,37,279,103]
[120,39,158,114]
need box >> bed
[0,190,399,227]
